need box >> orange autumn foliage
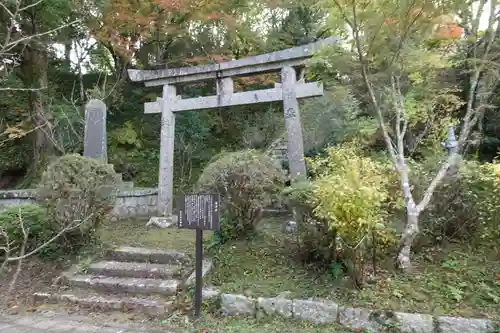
[152,0,187,10]
[382,13,462,40]
[91,0,231,61]
[433,22,463,39]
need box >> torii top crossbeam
[127,36,340,86]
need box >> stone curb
[0,188,159,198]
[209,291,497,333]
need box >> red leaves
[382,13,463,40]
[152,0,187,11]
[211,54,230,64]
[185,54,231,65]
[434,23,463,39]
[206,12,222,20]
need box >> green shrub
[282,181,338,266]
[0,204,54,258]
[414,159,500,245]
[464,161,500,243]
[197,149,285,243]
[36,154,120,252]
[286,144,396,286]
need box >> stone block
[283,220,297,233]
[292,299,338,324]
[122,181,134,189]
[339,307,379,331]
[438,316,494,333]
[396,312,434,333]
[146,216,177,228]
[220,294,255,316]
[339,308,431,333]
[185,259,213,286]
[258,297,293,318]
[202,286,221,300]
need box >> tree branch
[4,214,92,262]
[416,152,460,212]
[459,0,497,145]
[391,75,414,208]
[2,19,80,54]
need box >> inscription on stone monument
[284,107,297,119]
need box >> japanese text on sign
[177,193,220,231]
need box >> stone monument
[84,99,108,163]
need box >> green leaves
[307,143,396,248]
[111,121,142,148]
[314,0,465,157]
[197,149,286,242]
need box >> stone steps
[105,246,190,265]
[33,288,172,318]
[87,261,185,279]
[33,246,207,318]
[64,274,180,296]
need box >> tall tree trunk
[21,46,55,177]
[64,41,72,70]
[397,208,420,270]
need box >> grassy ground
[166,314,352,333]
[99,217,213,255]
[100,217,500,320]
[333,245,500,319]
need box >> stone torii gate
[128,37,338,227]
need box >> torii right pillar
[281,66,307,182]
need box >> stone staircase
[34,246,213,318]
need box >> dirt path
[0,311,177,333]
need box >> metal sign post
[176,193,220,318]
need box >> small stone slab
[33,292,169,317]
[220,294,255,316]
[438,316,494,333]
[202,286,221,300]
[106,246,190,264]
[292,299,339,324]
[396,312,434,333]
[258,297,293,318]
[87,261,183,279]
[185,259,213,286]
[121,181,134,189]
[146,216,177,229]
[339,307,380,331]
[67,275,179,296]
[340,308,421,332]
[283,220,297,234]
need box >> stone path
[0,312,175,333]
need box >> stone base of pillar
[145,215,178,228]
